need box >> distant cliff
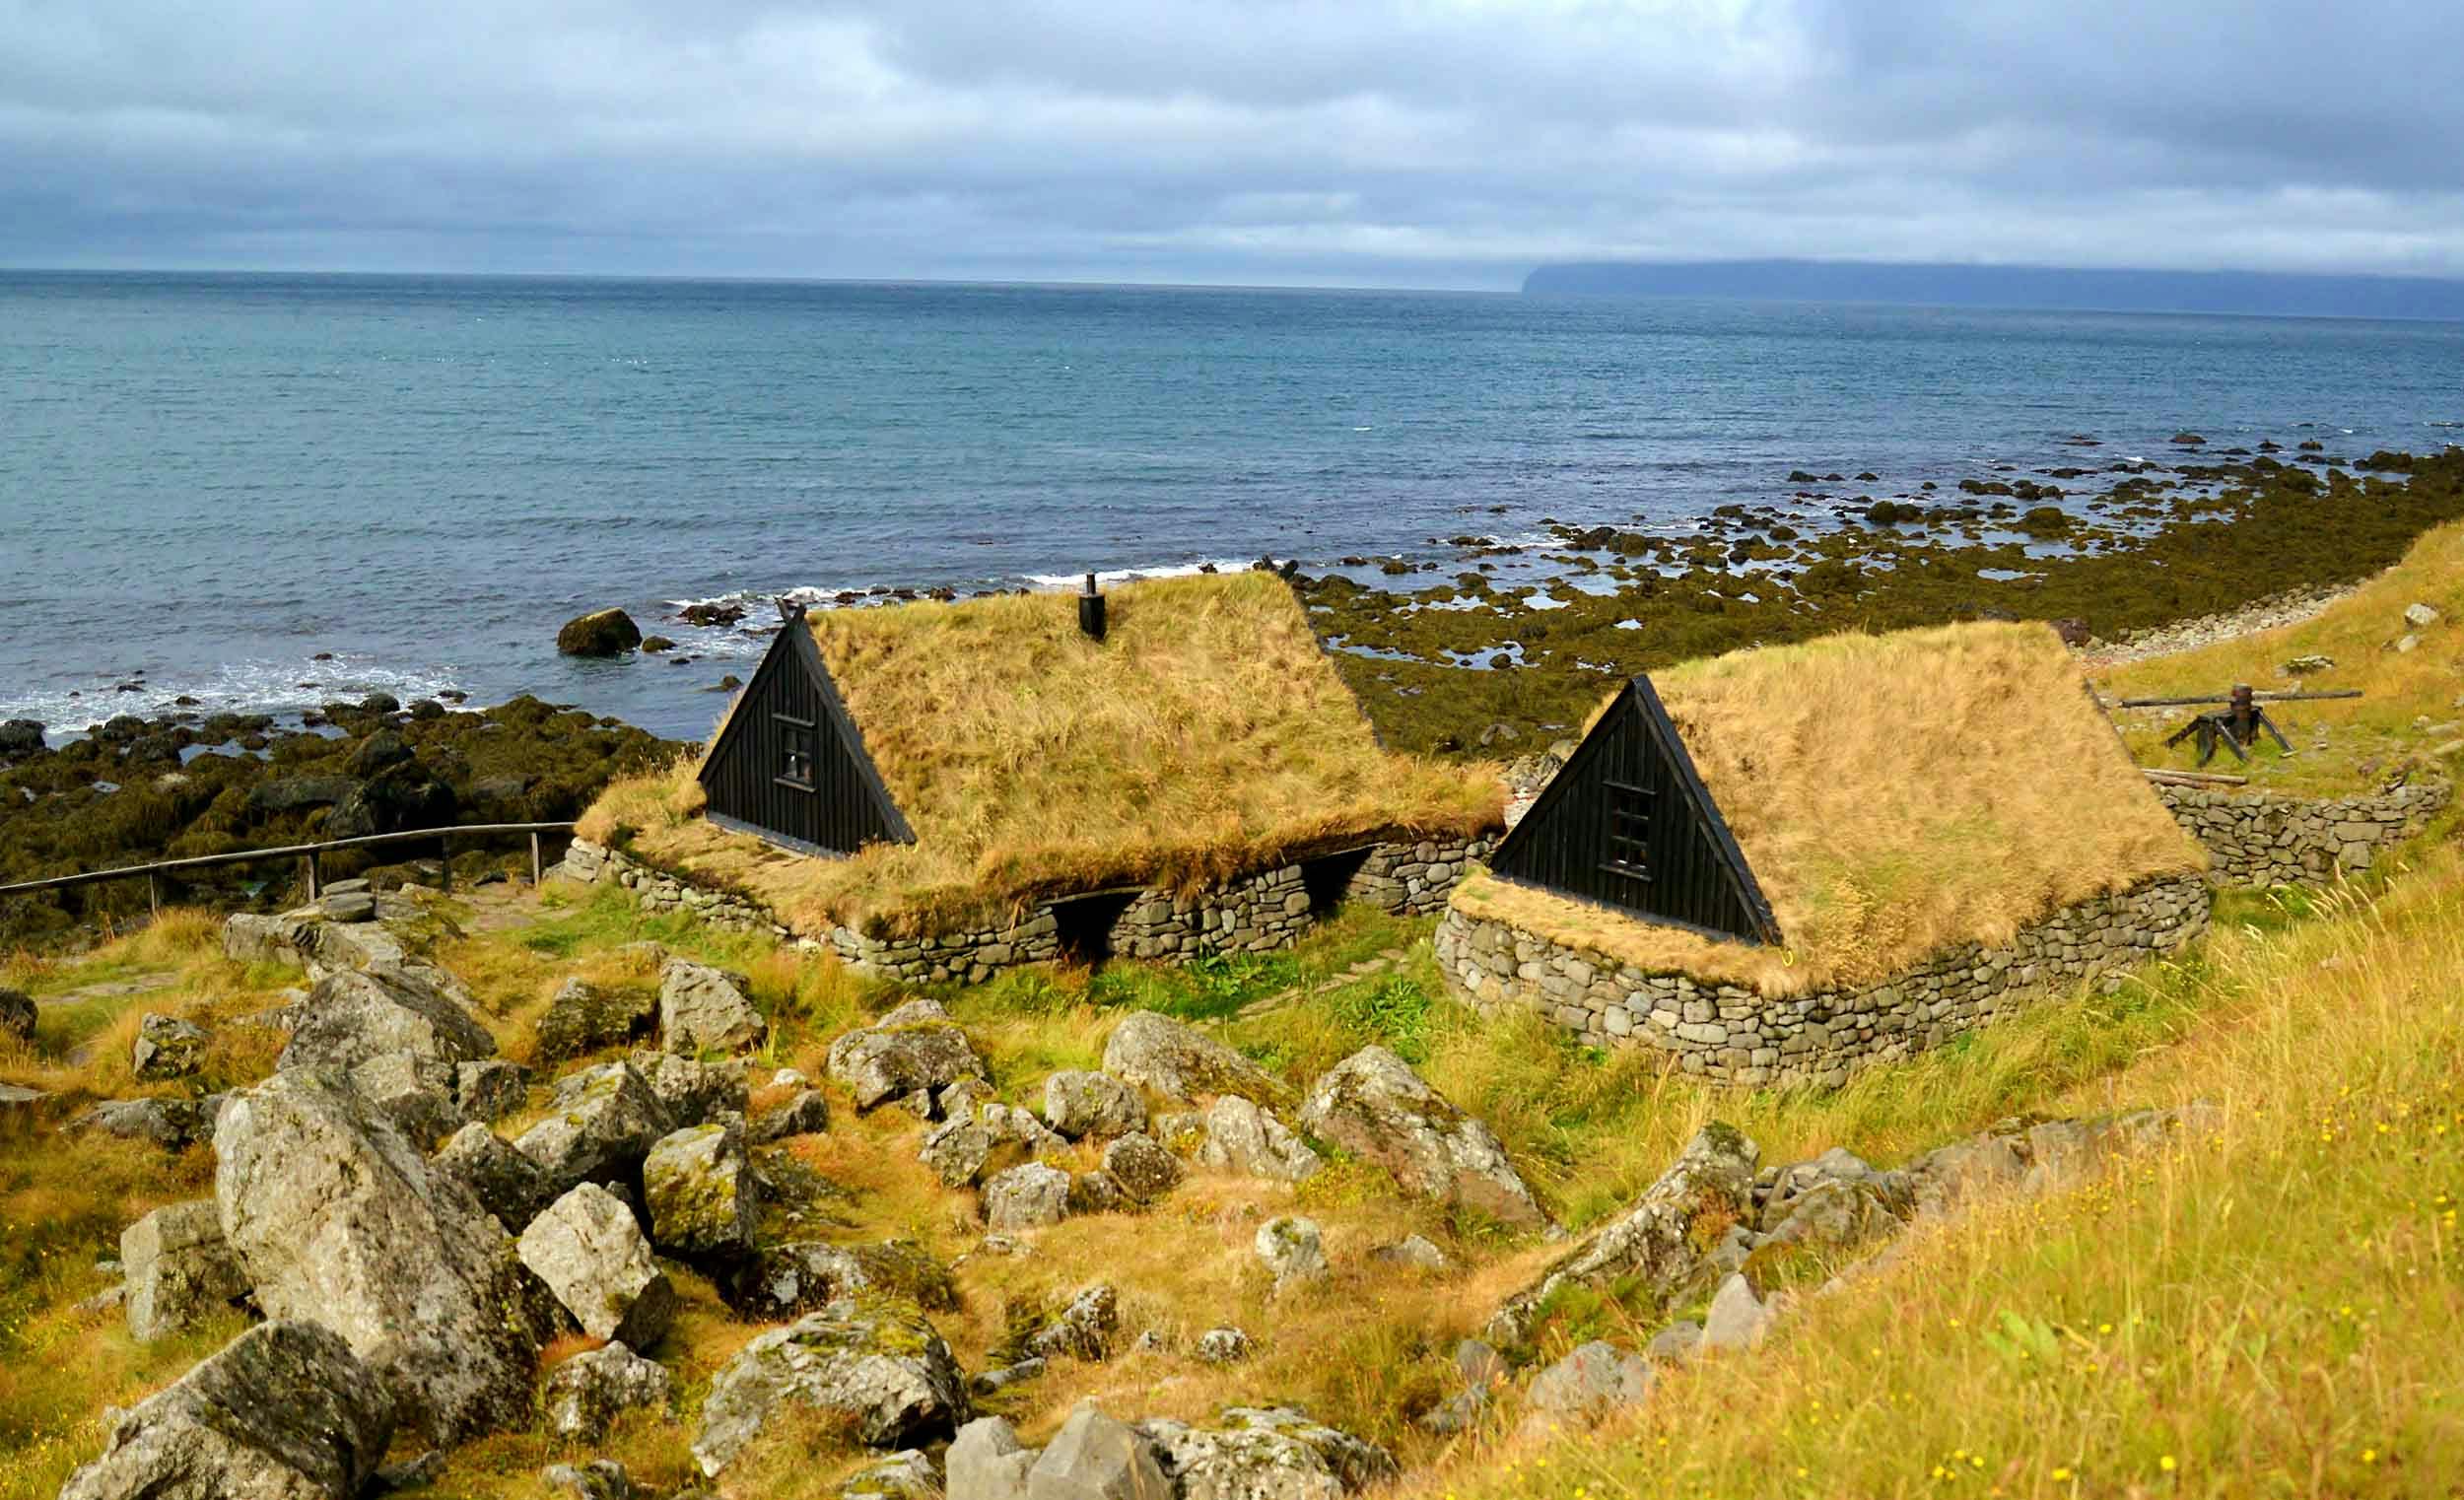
[1522,259,2464,321]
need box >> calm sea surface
[3,271,2459,739]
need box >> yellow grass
[1454,622,2208,993]
[582,572,1501,935]
[2093,513,2464,794]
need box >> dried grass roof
[1454,621,2208,994]
[582,571,1501,934]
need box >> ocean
[3,270,2459,740]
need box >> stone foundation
[2156,781,2448,886]
[561,835,1488,985]
[1434,874,2211,1089]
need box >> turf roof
[581,570,1502,935]
[1453,621,2209,994]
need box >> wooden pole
[146,871,159,918]
[529,832,543,887]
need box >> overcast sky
[4,0,2460,288]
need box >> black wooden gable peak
[697,606,915,856]
[1487,674,1780,945]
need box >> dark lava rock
[558,610,644,657]
[246,775,360,816]
[409,700,446,720]
[0,719,48,756]
[641,636,676,653]
[680,601,746,628]
[361,693,402,716]
[327,762,457,839]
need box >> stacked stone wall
[2156,781,2448,886]
[1434,874,2210,1089]
[561,834,1488,985]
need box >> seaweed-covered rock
[1135,1406,1398,1500]
[513,1060,673,1195]
[558,609,644,657]
[1196,1096,1320,1184]
[1042,1071,1144,1141]
[829,1000,987,1113]
[1297,1046,1544,1228]
[693,1296,970,1475]
[658,960,767,1056]
[214,1069,547,1446]
[120,1198,250,1343]
[1101,1012,1286,1105]
[276,966,495,1072]
[535,978,655,1060]
[542,1341,674,1441]
[643,1120,757,1258]
[1487,1124,1759,1345]
[57,1321,395,1500]
[518,1183,676,1346]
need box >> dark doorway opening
[1050,889,1140,966]
[1299,847,1377,917]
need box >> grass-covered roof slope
[581,571,1502,935]
[2093,513,2464,795]
[1453,621,2207,994]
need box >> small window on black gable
[1602,779,1653,882]
[777,715,817,789]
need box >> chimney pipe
[1077,572,1107,642]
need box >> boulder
[1043,1071,1145,1140]
[725,1239,958,1320]
[1136,1407,1398,1500]
[1488,1123,1759,1345]
[453,1057,530,1122]
[513,1060,674,1196]
[0,986,33,1043]
[644,1121,757,1258]
[57,1321,396,1500]
[1196,1096,1320,1183]
[1068,1170,1128,1216]
[658,960,768,1056]
[326,763,455,841]
[542,1341,674,1441]
[2406,601,2441,629]
[276,966,495,1072]
[983,1163,1072,1231]
[517,1184,677,1346]
[1523,1342,1654,1432]
[345,1053,465,1149]
[829,999,987,1112]
[74,1095,214,1151]
[1255,1216,1326,1295]
[1297,1046,1545,1228]
[558,608,644,657]
[631,1049,750,1125]
[1028,1402,1169,1500]
[1368,1234,1451,1272]
[1196,1328,1253,1364]
[215,1068,548,1445]
[846,1449,944,1500]
[0,718,44,757]
[129,1013,212,1081]
[535,978,656,1060]
[1699,1273,1775,1352]
[120,1198,250,1343]
[1645,1322,1703,1361]
[1101,1132,1183,1202]
[948,1416,1038,1500]
[921,1116,998,1188]
[1758,1177,1905,1259]
[751,1087,833,1142]
[693,1296,971,1475]
[433,1123,555,1230]
[245,775,360,817]
[542,1460,639,1499]
[1101,1011,1286,1105]
[1022,1283,1118,1363]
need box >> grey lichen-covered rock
[1042,1071,1145,1140]
[542,1341,674,1441]
[57,1321,396,1500]
[1195,1328,1253,1364]
[920,1115,997,1188]
[1368,1234,1452,1272]
[344,1053,465,1149]
[1699,1273,1776,1352]
[844,1448,944,1500]
[517,1183,677,1347]
[214,1068,547,1447]
[1101,1132,1183,1202]
[535,978,655,1060]
[1297,1046,1546,1229]
[1136,1406,1398,1500]
[541,1459,639,1499]
[1101,1011,1287,1106]
[1067,1170,1128,1217]
[1027,1402,1168,1500]
[726,1238,957,1319]
[1758,1177,1906,1259]
[73,1095,214,1151]
[432,1123,555,1231]
[643,1120,757,1257]
[513,1060,674,1195]
[1645,1320,1703,1361]
[453,1058,531,1122]
[121,1199,250,1343]
[693,1296,971,1475]
[131,1013,212,1080]
[1022,1283,1118,1363]
[947,1416,1038,1500]
[983,1163,1073,1231]
[658,959,768,1056]
[1254,1216,1326,1295]
[631,1050,750,1126]
[1487,1123,1759,1345]
[751,1088,833,1142]
[1522,1342,1653,1432]
[276,965,494,1072]
[1196,1096,1320,1184]
[829,999,988,1113]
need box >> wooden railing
[0,822,580,914]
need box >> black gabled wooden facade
[1487,674,1780,945]
[697,604,914,857]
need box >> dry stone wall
[1435,874,2210,1089]
[2156,781,2448,886]
[561,835,1488,985]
